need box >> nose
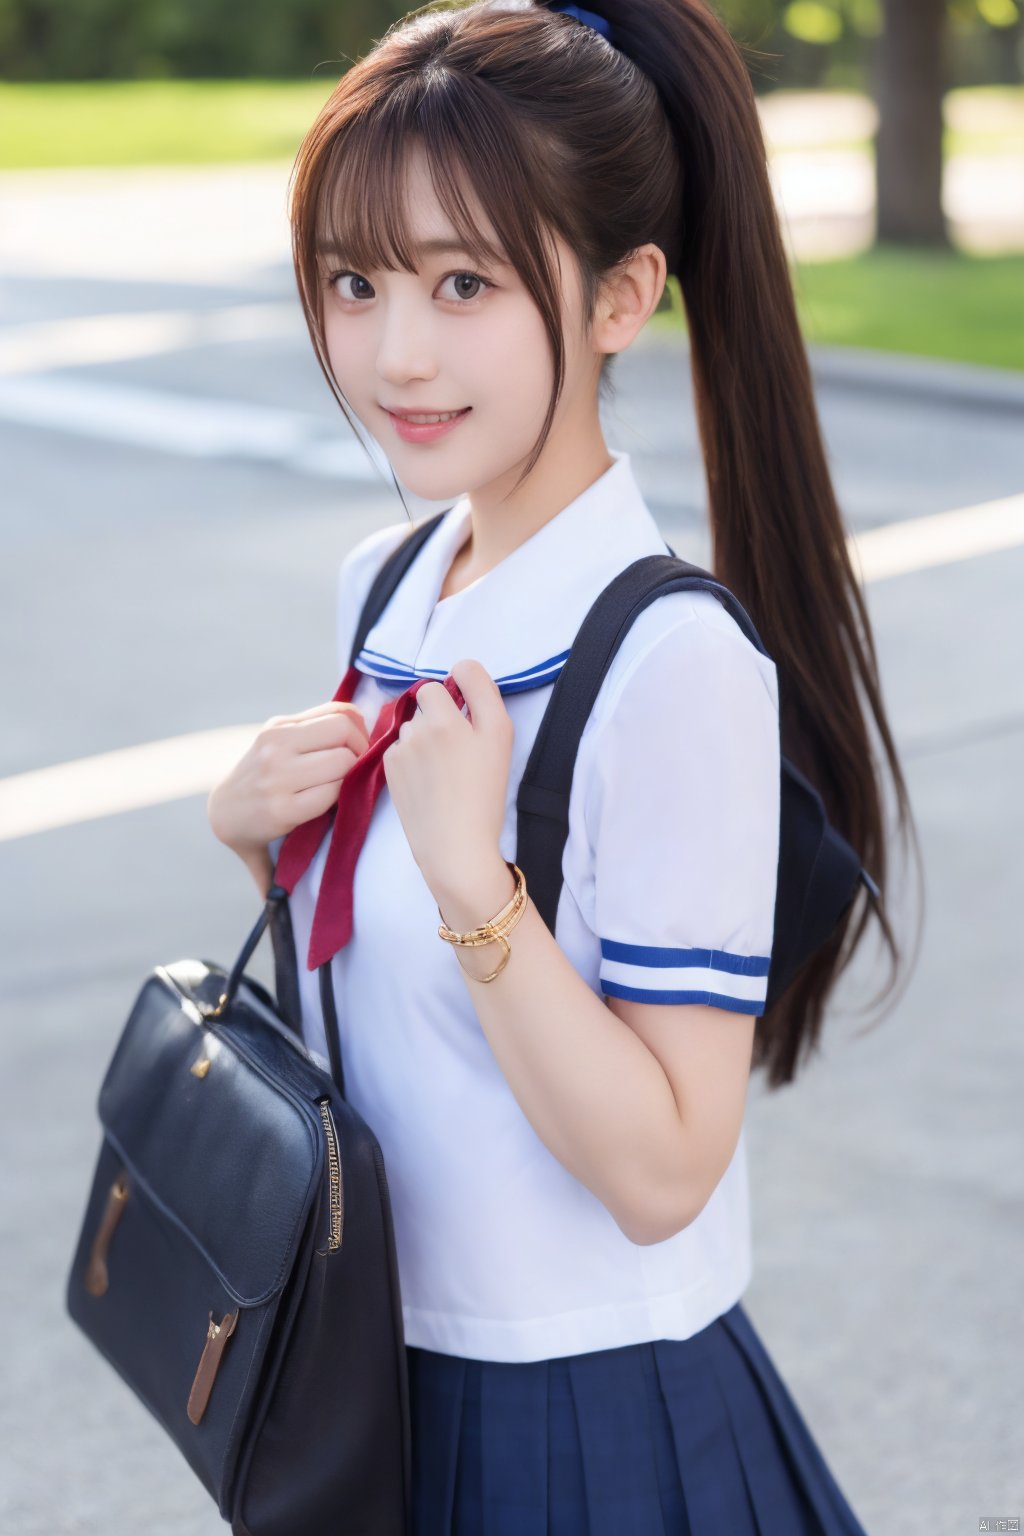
[375,287,439,387]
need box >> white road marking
[1,498,1021,841]
[0,302,396,480]
[0,726,260,839]
[0,372,386,479]
[0,303,303,376]
[849,491,1024,583]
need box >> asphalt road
[1,186,1022,1535]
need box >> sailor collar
[354,448,670,696]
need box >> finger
[292,708,370,754]
[268,699,368,733]
[290,776,350,822]
[413,678,461,719]
[259,715,369,769]
[286,743,363,789]
[447,659,504,728]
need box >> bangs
[312,86,529,278]
[288,16,586,495]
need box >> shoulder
[586,586,779,742]
[576,586,782,1017]
[335,515,429,671]
[337,517,420,606]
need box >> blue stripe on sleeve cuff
[601,980,767,1014]
[599,939,771,1014]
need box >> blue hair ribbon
[549,2,613,42]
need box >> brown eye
[440,272,492,302]
[331,272,374,301]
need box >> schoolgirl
[209,0,917,1529]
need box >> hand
[381,658,514,901]
[207,699,370,859]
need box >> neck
[457,420,615,578]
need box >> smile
[385,406,472,444]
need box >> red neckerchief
[273,666,467,970]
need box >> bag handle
[195,883,349,1097]
[196,887,283,1020]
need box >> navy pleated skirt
[406,1300,869,1535]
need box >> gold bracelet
[437,862,528,982]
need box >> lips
[384,406,470,422]
[384,405,472,445]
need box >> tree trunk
[874,0,950,246]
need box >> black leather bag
[65,895,412,1536]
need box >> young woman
[209,0,918,1528]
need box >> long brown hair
[287,0,923,1089]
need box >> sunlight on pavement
[0,725,260,840]
[850,491,1024,582]
[0,303,303,375]
[2,490,1022,841]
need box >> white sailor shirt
[269,447,780,1362]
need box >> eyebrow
[317,237,504,263]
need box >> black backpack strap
[516,554,768,933]
[347,509,451,669]
[515,555,879,1007]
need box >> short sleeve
[585,612,781,1016]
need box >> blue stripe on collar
[355,646,570,695]
[501,648,572,684]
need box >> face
[319,140,600,506]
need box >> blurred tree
[965,0,1023,81]
[0,0,1019,108]
[991,9,1024,80]
[725,0,1022,248]
[874,0,950,245]
[724,0,1021,93]
[0,0,410,80]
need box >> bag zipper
[317,1098,343,1253]
[155,967,345,1256]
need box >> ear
[592,242,668,356]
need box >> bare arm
[435,858,754,1246]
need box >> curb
[638,327,1024,415]
[804,341,1024,416]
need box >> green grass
[790,249,1024,371]
[2,80,1021,372]
[0,80,335,167]
[655,248,1024,373]
[4,79,1021,170]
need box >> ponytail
[287,0,923,1086]
[605,0,923,1084]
